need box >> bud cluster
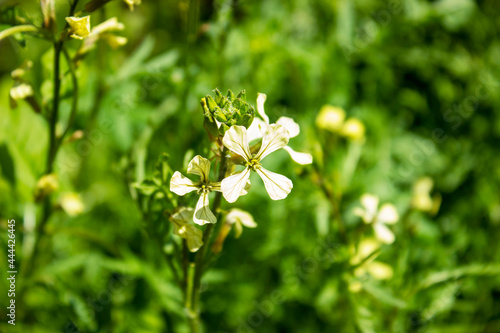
[201,89,255,140]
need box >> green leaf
[116,35,156,80]
[153,153,173,185]
[363,281,407,308]
[133,179,159,196]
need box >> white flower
[10,83,33,100]
[170,155,221,225]
[169,207,203,252]
[354,194,399,244]
[221,124,293,203]
[246,93,313,165]
[226,208,257,238]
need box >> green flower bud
[214,88,223,104]
[200,98,212,119]
[237,90,246,101]
[201,89,256,138]
[205,95,218,111]
[213,107,227,122]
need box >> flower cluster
[65,16,127,55]
[168,91,311,251]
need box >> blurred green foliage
[1,0,500,332]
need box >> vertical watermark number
[7,219,16,325]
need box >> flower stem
[313,162,347,243]
[0,24,37,41]
[188,146,228,332]
[20,0,80,300]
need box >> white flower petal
[187,155,211,182]
[283,146,313,165]
[256,166,293,200]
[234,221,243,238]
[193,191,216,225]
[255,124,290,161]
[247,118,268,143]
[90,17,124,35]
[170,208,203,252]
[240,178,251,196]
[221,167,251,203]
[373,223,395,244]
[377,203,399,225]
[184,225,204,252]
[353,207,370,223]
[277,117,300,138]
[226,208,257,228]
[360,194,379,222]
[170,171,198,196]
[222,125,252,161]
[170,207,194,224]
[256,93,270,124]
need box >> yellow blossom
[124,0,141,11]
[35,174,59,200]
[65,16,91,40]
[316,105,346,132]
[59,193,85,216]
[340,118,365,142]
[412,177,441,214]
[350,238,394,290]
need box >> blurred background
[1,0,500,332]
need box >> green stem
[46,41,63,173]
[19,0,80,300]
[185,263,199,333]
[188,146,228,332]
[56,47,79,149]
[0,24,37,41]
[183,239,189,289]
[313,162,347,243]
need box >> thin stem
[46,41,63,173]
[20,0,80,300]
[185,263,199,333]
[313,162,347,243]
[57,46,79,148]
[164,252,182,288]
[183,239,189,288]
[188,146,228,331]
[0,24,37,41]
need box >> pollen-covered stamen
[245,158,261,171]
[197,183,213,195]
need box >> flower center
[198,183,212,194]
[246,158,261,171]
